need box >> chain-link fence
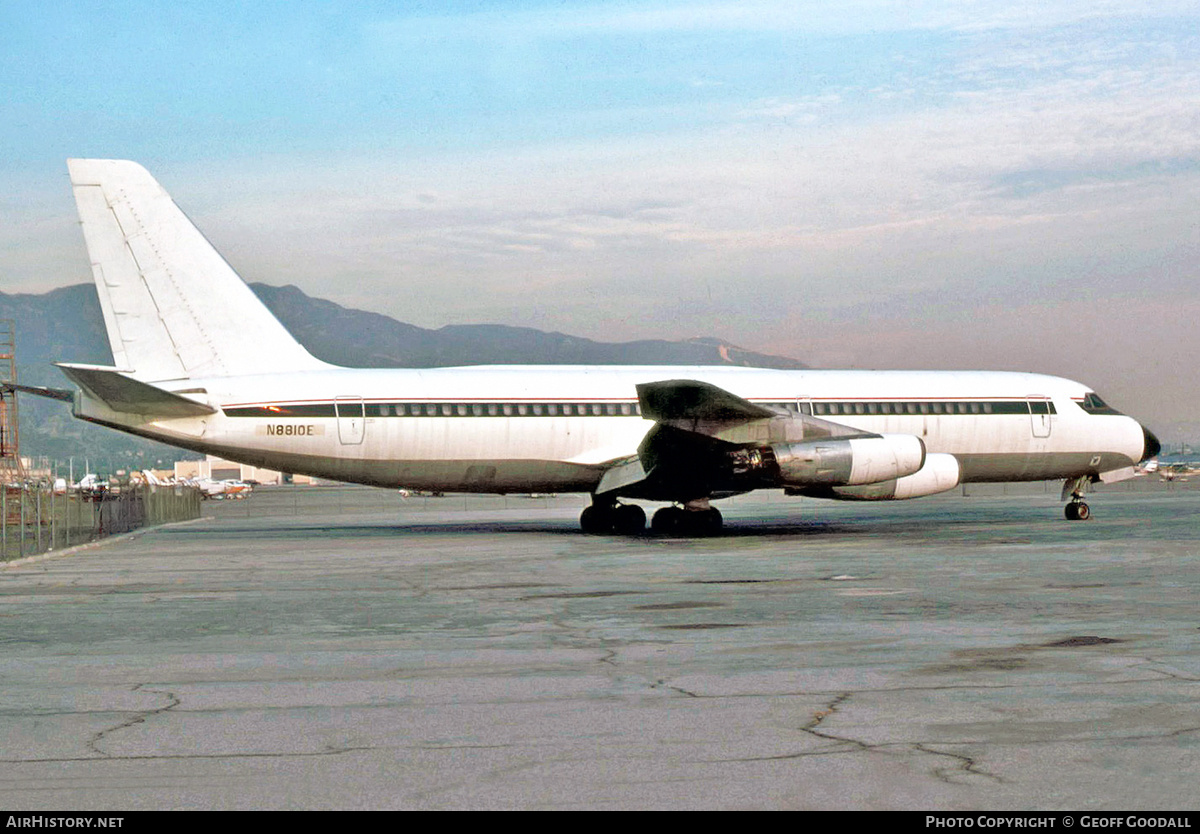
[1,483,202,562]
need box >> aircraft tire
[612,503,646,535]
[700,507,723,535]
[580,505,611,535]
[651,506,684,535]
[1065,501,1091,521]
[652,506,723,537]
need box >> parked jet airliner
[15,159,1161,535]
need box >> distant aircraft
[192,478,252,500]
[73,473,107,499]
[1152,458,1200,482]
[12,159,1161,534]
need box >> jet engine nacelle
[829,452,961,500]
[771,434,926,487]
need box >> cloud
[6,1,1199,431]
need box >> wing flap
[596,455,650,496]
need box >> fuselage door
[1030,396,1053,438]
[335,396,366,445]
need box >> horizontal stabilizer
[0,382,75,402]
[56,363,216,417]
[637,379,778,422]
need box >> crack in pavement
[725,691,1003,784]
[87,684,180,759]
[652,678,701,698]
[914,743,1003,784]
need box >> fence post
[18,485,25,559]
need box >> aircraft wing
[599,378,880,501]
[637,379,780,422]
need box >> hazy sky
[3,1,1198,439]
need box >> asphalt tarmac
[1,480,1198,810]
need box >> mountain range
[1,283,804,470]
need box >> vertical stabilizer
[67,159,328,381]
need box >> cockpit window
[1078,392,1123,416]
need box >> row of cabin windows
[225,402,642,418]
[364,402,641,417]
[806,400,1056,417]
[225,399,1056,419]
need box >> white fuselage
[76,365,1148,494]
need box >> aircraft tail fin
[67,159,328,382]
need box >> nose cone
[1141,425,1161,462]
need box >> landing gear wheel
[580,504,610,535]
[702,507,723,535]
[1065,501,1091,521]
[651,506,723,537]
[581,502,646,535]
[651,506,684,535]
[612,503,646,535]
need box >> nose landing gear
[1064,500,1090,521]
[1062,476,1092,521]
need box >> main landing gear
[579,498,724,536]
[580,500,646,535]
[651,503,723,537]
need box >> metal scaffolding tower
[0,320,25,483]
